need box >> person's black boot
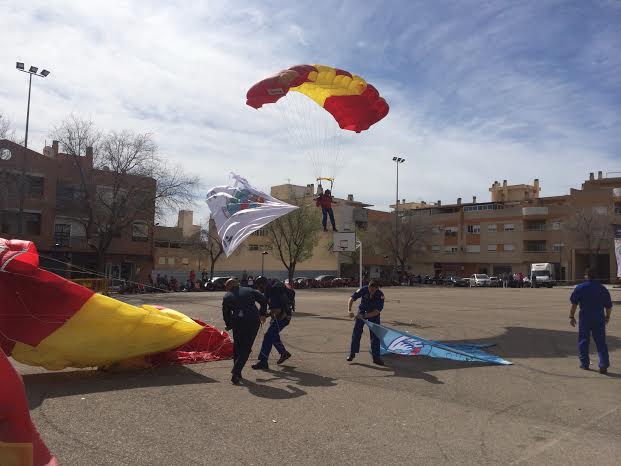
[373,358,385,366]
[277,351,292,365]
[231,374,242,385]
[251,360,269,370]
[599,367,608,375]
[346,353,355,362]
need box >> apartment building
[393,173,620,281]
[0,139,156,282]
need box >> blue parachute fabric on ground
[364,320,512,365]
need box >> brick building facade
[0,139,156,283]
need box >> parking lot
[16,286,621,465]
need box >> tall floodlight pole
[392,156,405,280]
[15,62,50,235]
[16,62,51,149]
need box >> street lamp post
[16,62,51,149]
[392,156,405,280]
[261,250,268,276]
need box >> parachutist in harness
[315,189,338,232]
[252,278,295,370]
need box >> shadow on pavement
[255,365,338,388]
[350,361,445,384]
[24,365,215,409]
[238,379,307,399]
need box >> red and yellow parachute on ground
[0,238,232,371]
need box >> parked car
[205,276,235,291]
[314,274,337,287]
[292,277,314,289]
[444,276,469,287]
[489,276,501,287]
[469,274,491,287]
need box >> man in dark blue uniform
[569,268,613,374]
[347,280,385,365]
[252,278,295,370]
[222,278,268,384]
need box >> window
[466,224,480,234]
[524,240,546,252]
[552,221,561,230]
[466,245,480,253]
[444,246,458,254]
[487,224,497,232]
[503,244,515,251]
[24,212,41,235]
[155,241,169,248]
[444,227,458,237]
[158,257,166,265]
[614,203,621,215]
[593,206,608,215]
[1,211,19,234]
[463,204,504,212]
[552,243,564,252]
[251,228,268,237]
[54,224,71,247]
[504,223,515,231]
[167,257,175,265]
[132,222,149,242]
[525,221,546,231]
[432,226,441,234]
[27,176,44,199]
[182,257,189,265]
[431,245,441,252]
[487,244,497,252]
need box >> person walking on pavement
[569,268,613,374]
[252,278,295,370]
[346,280,385,365]
[222,278,267,384]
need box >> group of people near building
[221,277,385,384]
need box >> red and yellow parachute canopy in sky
[246,64,389,133]
[0,238,232,371]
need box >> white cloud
[1,0,619,227]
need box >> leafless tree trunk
[267,201,321,282]
[568,207,611,272]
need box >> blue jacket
[222,286,267,328]
[570,280,612,323]
[351,286,384,314]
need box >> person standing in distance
[569,268,613,374]
[347,280,385,365]
[222,278,267,384]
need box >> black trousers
[232,319,261,377]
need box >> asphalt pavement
[16,286,621,465]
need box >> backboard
[332,231,356,252]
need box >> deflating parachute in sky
[0,238,232,371]
[246,64,389,182]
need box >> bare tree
[374,212,430,275]
[49,116,200,271]
[267,201,322,282]
[204,218,225,280]
[569,207,612,272]
[0,112,13,140]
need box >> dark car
[315,274,337,287]
[444,276,469,287]
[205,276,235,291]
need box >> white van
[530,263,555,288]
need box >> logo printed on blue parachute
[387,335,424,355]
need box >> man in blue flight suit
[569,268,613,374]
[222,278,268,384]
[252,278,295,370]
[347,280,385,365]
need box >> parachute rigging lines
[246,64,389,183]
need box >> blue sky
[1,0,620,224]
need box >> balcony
[522,207,548,217]
[52,235,90,250]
